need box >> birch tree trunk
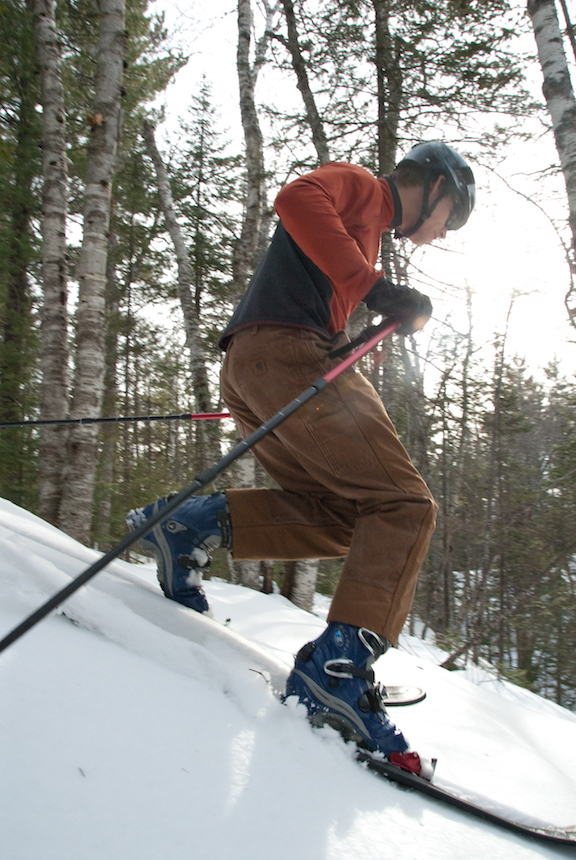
[58,0,126,543]
[233,0,274,291]
[228,0,276,587]
[142,120,203,370]
[232,0,321,600]
[278,0,330,164]
[142,121,209,390]
[527,0,576,327]
[33,0,70,525]
[142,119,218,470]
[373,0,402,177]
[92,228,119,550]
[226,454,263,590]
[282,560,318,612]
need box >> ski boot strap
[324,659,375,682]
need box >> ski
[357,751,576,846]
[381,685,426,706]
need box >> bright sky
[151,0,576,382]
[416,153,575,377]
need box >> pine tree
[0,0,41,508]
[170,82,244,474]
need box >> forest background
[2,0,576,711]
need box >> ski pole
[0,411,232,429]
[0,320,398,655]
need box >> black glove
[364,277,432,335]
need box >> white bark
[230,453,262,589]
[290,560,318,612]
[58,0,126,542]
[279,0,330,164]
[142,120,208,384]
[226,0,275,591]
[142,119,221,473]
[34,0,70,525]
[528,0,576,324]
[233,0,274,291]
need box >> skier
[128,141,475,774]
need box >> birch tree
[58,0,126,542]
[233,0,279,288]
[281,560,318,611]
[33,0,70,525]
[142,121,209,398]
[527,0,576,328]
[142,118,220,471]
[275,0,330,164]
[229,0,280,589]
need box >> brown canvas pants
[220,326,437,644]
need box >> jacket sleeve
[274,162,389,304]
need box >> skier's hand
[364,277,432,335]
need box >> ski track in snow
[1,498,576,860]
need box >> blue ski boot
[126,492,232,614]
[286,622,424,771]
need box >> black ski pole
[0,410,232,429]
[0,321,397,655]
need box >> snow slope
[1,498,576,860]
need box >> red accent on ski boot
[389,751,437,781]
[389,750,422,774]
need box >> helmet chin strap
[396,177,444,239]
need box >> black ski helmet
[397,141,476,233]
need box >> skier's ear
[429,175,446,201]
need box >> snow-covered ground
[1,497,576,860]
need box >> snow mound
[1,498,576,860]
